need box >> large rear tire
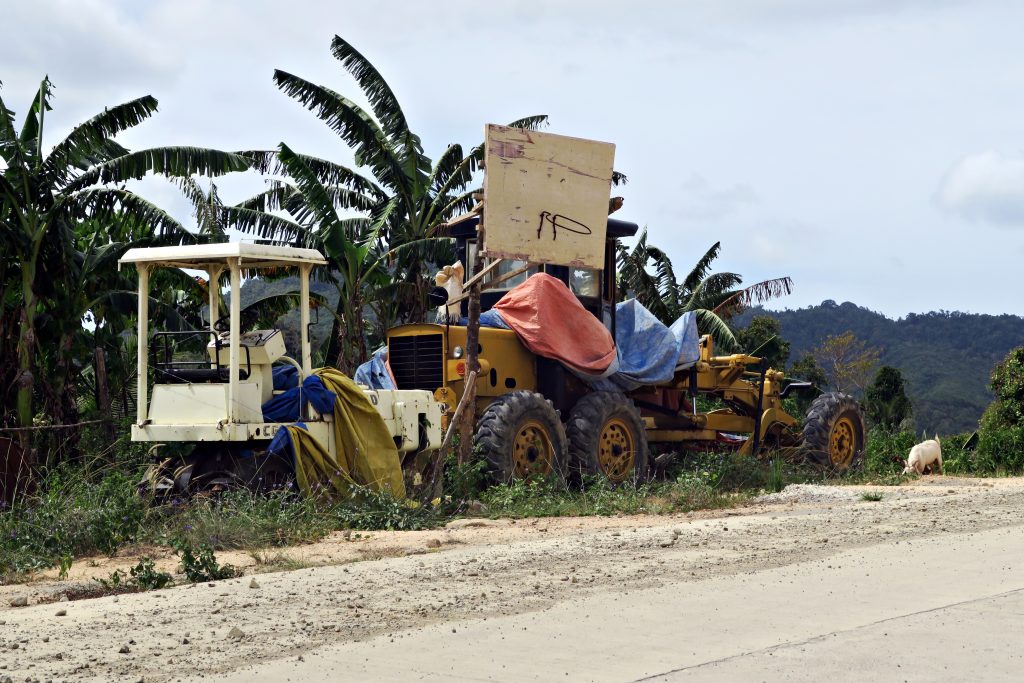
[802,392,865,471]
[473,391,568,483]
[566,392,650,484]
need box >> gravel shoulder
[2,476,1022,682]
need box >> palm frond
[328,35,429,190]
[277,143,342,232]
[711,276,794,317]
[172,177,221,235]
[66,147,250,190]
[329,35,410,144]
[427,144,467,196]
[235,182,296,212]
[238,149,386,200]
[0,85,23,163]
[683,272,744,311]
[423,144,475,226]
[368,196,400,240]
[221,205,305,243]
[43,96,159,187]
[436,187,479,221]
[694,309,737,350]
[504,115,549,131]
[69,188,191,239]
[682,242,721,292]
[272,71,408,194]
[18,77,53,154]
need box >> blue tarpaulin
[267,421,305,461]
[479,309,511,329]
[592,302,700,391]
[272,365,299,391]
[353,347,396,390]
[591,299,681,391]
[261,374,337,422]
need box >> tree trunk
[15,263,37,431]
[94,346,115,441]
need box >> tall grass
[861,427,1024,478]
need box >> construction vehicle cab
[120,243,442,494]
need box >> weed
[480,475,735,519]
[248,550,311,572]
[172,540,238,582]
[767,459,786,493]
[333,486,442,531]
[859,491,884,502]
[158,489,331,551]
[1,466,147,576]
[96,557,173,592]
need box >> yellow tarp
[284,367,406,501]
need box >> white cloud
[673,175,758,221]
[937,151,1024,226]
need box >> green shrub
[97,557,173,592]
[0,467,147,575]
[479,473,733,519]
[172,540,238,582]
[968,426,1024,474]
[863,429,916,476]
[159,490,330,551]
[333,486,442,531]
[441,456,487,504]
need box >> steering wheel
[213,308,259,333]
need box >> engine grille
[389,334,444,391]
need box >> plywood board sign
[482,125,615,269]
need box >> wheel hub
[512,420,554,477]
[598,418,636,483]
[830,417,856,469]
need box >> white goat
[903,436,943,475]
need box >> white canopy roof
[118,242,327,270]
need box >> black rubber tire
[473,391,568,483]
[802,392,866,472]
[566,391,650,484]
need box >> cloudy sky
[3,0,1023,318]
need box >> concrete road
[216,524,1024,682]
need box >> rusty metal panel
[482,124,615,269]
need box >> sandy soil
[1,475,1021,682]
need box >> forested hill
[740,301,1024,435]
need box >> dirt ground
[1,475,1021,682]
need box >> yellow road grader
[383,125,865,484]
[387,215,864,483]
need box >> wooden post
[457,216,486,465]
[457,282,481,465]
[425,370,478,501]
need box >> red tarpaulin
[492,274,617,376]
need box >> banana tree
[239,35,547,343]
[0,77,250,430]
[228,35,549,368]
[617,230,793,349]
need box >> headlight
[452,345,464,359]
